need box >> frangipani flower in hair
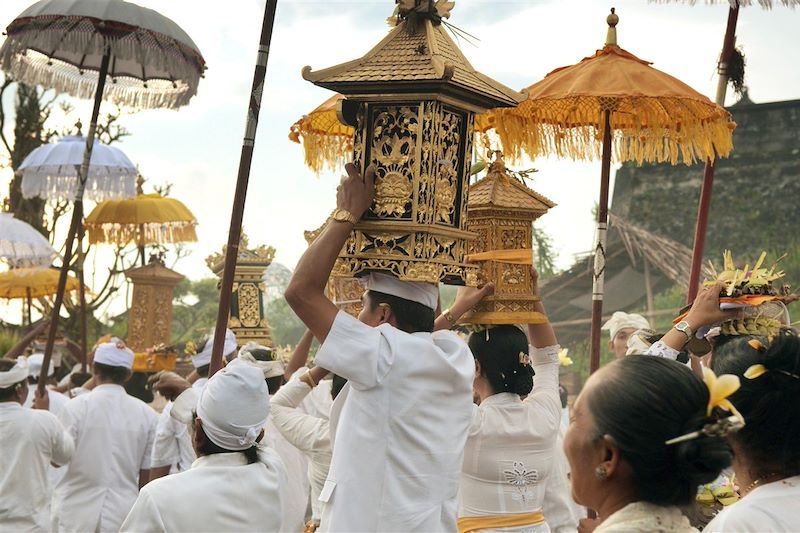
[702,367,743,423]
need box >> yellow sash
[466,249,534,265]
[458,511,545,533]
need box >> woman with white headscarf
[121,360,287,532]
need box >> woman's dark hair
[366,290,434,333]
[246,346,284,394]
[125,371,154,403]
[70,372,92,388]
[94,362,131,385]
[0,359,24,401]
[587,356,732,506]
[468,325,534,396]
[195,415,259,464]
[331,374,347,400]
[711,330,800,478]
[195,364,210,378]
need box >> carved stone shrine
[206,234,274,347]
[125,256,184,351]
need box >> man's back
[316,311,474,532]
[53,384,157,532]
[0,402,74,530]
[121,448,286,532]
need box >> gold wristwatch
[331,208,358,225]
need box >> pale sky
[1,0,799,323]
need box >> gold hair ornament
[665,415,744,446]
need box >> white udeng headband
[0,357,29,388]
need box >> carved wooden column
[207,234,274,347]
[125,257,184,351]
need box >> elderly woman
[564,354,733,533]
[439,268,573,533]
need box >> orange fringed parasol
[488,9,735,373]
[289,93,494,174]
[0,267,81,325]
[84,177,197,264]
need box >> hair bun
[674,413,733,485]
[512,371,533,396]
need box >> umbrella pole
[589,109,613,374]
[686,5,739,303]
[26,287,32,327]
[77,223,89,372]
[39,49,111,394]
[209,0,279,376]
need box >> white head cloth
[360,272,439,310]
[27,352,54,377]
[195,359,269,451]
[602,311,650,340]
[0,357,29,388]
[94,342,134,369]
[237,342,285,378]
[192,328,237,368]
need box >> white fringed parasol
[18,133,138,202]
[0,213,57,267]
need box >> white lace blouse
[458,344,561,526]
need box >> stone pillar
[125,257,185,351]
[206,234,274,347]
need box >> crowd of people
[1,163,798,532]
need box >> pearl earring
[595,465,608,480]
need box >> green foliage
[0,328,21,356]
[171,278,221,345]
[266,297,306,348]
[533,224,558,282]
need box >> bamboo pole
[39,50,111,395]
[686,5,739,303]
[209,1,279,376]
[589,109,613,374]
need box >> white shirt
[458,345,562,532]
[150,401,196,474]
[271,377,333,521]
[265,417,310,531]
[52,383,157,532]
[121,449,287,532]
[542,431,580,533]
[595,502,695,533]
[704,475,800,532]
[24,386,70,415]
[0,402,74,531]
[316,311,474,532]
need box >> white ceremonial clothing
[52,384,157,533]
[704,475,800,532]
[271,376,332,522]
[23,386,70,415]
[265,417,310,531]
[458,345,562,533]
[0,402,74,531]
[121,449,286,533]
[541,429,581,533]
[594,502,696,533]
[150,401,195,474]
[316,311,474,533]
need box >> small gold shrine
[302,1,525,285]
[125,256,185,351]
[206,234,274,347]
[305,224,365,318]
[459,156,555,325]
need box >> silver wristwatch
[674,320,693,340]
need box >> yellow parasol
[488,9,735,372]
[0,267,80,325]
[84,177,197,264]
[289,93,494,174]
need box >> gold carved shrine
[206,234,274,347]
[459,157,556,325]
[302,1,524,285]
[305,224,365,318]
[125,257,184,352]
